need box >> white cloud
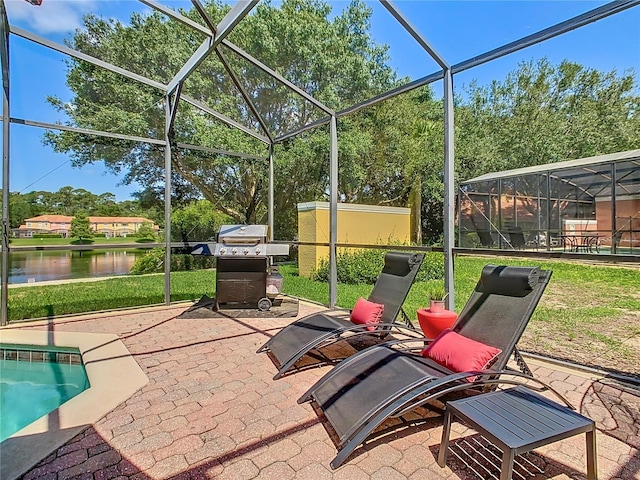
[5,0,97,35]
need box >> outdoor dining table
[560,234,601,253]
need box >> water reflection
[6,249,148,284]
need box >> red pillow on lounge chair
[350,297,384,332]
[421,328,502,382]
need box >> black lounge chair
[257,251,425,380]
[476,229,494,247]
[507,226,526,250]
[298,265,570,469]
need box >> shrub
[312,249,445,284]
[32,234,63,238]
[70,239,94,245]
[416,252,445,282]
[130,249,216,275]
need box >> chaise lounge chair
[298,264,571,469]
[257,251,425,380]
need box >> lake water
[6,249,148,284]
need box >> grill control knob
[232,248,238,255]
[219,248,226,255]
[255,248,261,255]
[243,248,249,255]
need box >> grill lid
[191,224,289,258]
[218,225,267,243]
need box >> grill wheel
[258,297,272,311]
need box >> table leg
[500,448,515,480]
[438,409,453,467]
[586,429,598,480]
[500,449,515,480]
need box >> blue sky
[3,0,640,201]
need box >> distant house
[14,215,159,238]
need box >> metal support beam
[181,94,269,144]
[12,26,270,143]
[546,172,552,251]
[139,0,212,36]
[329,115,338,308]
[216,48,273,141]
[497,179,503,248]
[190,0,218,34]
[9,117,166,145]
[175,142,267,161]
[268,144,274,242]
[218,0,258,39]
[167,82,183,133]
[1,0,9,326]
[275,116,332,143]
[166,0,259,93]
[337,70,443,119]
[443,69,455,311]
[275,70,443,143]
[164,95,174,305]
[379,0,449,69]
[457,186,462,248]
[452,0,640,74]
[611,162,618,254]
[221,42,334,115]
[11,26,166,92]
[140,0,334,115]
[192,0,269,147]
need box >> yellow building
[16,215,159,238]
[297,202,411,278]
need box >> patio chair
[476,229,494,247]
[507,225,526,249]
[257,251,425,380]
[298,264,570,469]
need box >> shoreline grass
[10,237,152,247]
[7,257,639,322]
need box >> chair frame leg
[438,408,453,467]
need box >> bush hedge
[130,248,216,275]
[32,234,63,238]
[312,248,444,284]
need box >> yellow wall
[297,202,411,278]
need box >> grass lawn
[6,256,640,378]
[281,257,640,379]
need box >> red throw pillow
[420,329,502,382]
[350,297,385,332]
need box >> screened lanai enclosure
[1,0,639,325]
[459,150,640,256]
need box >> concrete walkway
[4,301,639,480]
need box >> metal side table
[438,386,597,480]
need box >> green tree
[44,0,400,231]
[136,222,157,241]
[456,58,640,179]
[171,200,232,242]
[70,211,93,241]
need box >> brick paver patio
[4,301,640,479]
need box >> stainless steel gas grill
[191,225,289,311]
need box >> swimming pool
[0,329,148,480]
[0,345,90,442]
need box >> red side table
[417,308,458,339]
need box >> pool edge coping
[0,329,148,480]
